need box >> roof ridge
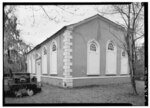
[67,13,125,31]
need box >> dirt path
[4,81,145,105]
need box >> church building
[26,14,130,88]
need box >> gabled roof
[68,14,125,31]
[27,14,125,55]
[26,26,67,55]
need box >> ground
[4,81,145,106]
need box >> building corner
[62,29,73,88]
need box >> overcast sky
[14,5,143,47]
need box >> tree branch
[31,6,35,26]
[114,5,129,18]
[56,5,75,15]
[134,4,143,22]
[134,34,144,42]
[40,6,57,23]
[120,11,128,27]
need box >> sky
[13,5,144,47]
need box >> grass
[4,80,145,106]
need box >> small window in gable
[43,47,47,55]
[108,41,114,51]
[52,43,56,51]
[90,42,97,51]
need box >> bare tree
[26,5,85,25]
[96,3,144,95]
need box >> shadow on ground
[4,81,145,105]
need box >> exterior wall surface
[71,17,127,78]
[27,15,129,88]
[73,76,130,87]
[28,31,64,86]
[41,77,63,87]
[71,19,99,77]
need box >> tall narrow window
[42,46,47,74]
[121,50,129,74]
[50,40,57,75]
[106,40,117,75]
[87,40,100,75]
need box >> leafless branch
[31,6,35,26]
[134,4,143,22]
[113,5,129,18]
[119,12,128,27]
[56,6,75,15]
[40,6,57,23]
[134,34,144,42]
[95,7,120,15]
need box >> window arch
[51,40,57,52]
[52,43,56,51]
[88,40,99,53]
[43,46,47,55]
[107,40,116,51]
[108,41,114,50]
[90,42,97,51]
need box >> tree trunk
[128,38,138,95]
[127,4,138,95]
[129,58,138,95]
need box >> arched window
[90,42,97,51]
[42,46,47,74]
[43,47,47,55]
[52,42,57,51]
[106,40,117,75]
[50,40,57,75]
[108,41,114,51]
[87,39,100,75]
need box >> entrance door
[87,40,100,75]
[50,41,57,74]
[121,50,129,74]
[36,59,41,82]
[106,41,117,74]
